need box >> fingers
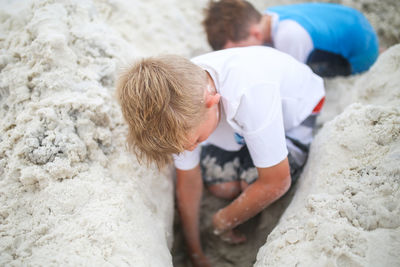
[217,229,247,245]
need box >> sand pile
[0,0,177,265]
[255,45,400,267]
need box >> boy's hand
[215,228,247,244]
[212,211,247,244]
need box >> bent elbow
[258,174,291,206]
[275,174,291,198]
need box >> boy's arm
[176,165,210,267]
[213,157,291,234]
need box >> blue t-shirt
[267,3,379,74]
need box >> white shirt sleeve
[233,82,288,168]
[273,20,314,63]
[173,146,201,170]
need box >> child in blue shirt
[203,0,379,77]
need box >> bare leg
[240,180,249,191]
[207,181,241,200]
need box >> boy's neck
[206,71,222,123]
[260,14,272,44]
[206,71,217,94]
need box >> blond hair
[203,0,262,50]
[117,55,208,169]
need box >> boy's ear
[205,93,221,108]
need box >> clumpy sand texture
[254,45,400,267]
[1,0,400,266]
[0,0,184,265]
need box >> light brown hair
[116,55,208,169]
[203,0,262,50]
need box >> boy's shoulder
[192,46,295,68]
[193,46,277,59]
[192,46,314,97]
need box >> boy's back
[191,46,325,130]
[267,3,379,74]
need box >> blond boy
[117,46,325,267]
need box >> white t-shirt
[174,46,324,170]
[267,12,314,63]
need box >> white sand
[0,0,183,265]
[255,45,400,267]
[0,0,399,266]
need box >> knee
[240,180,249,191]
[207,181,241,200]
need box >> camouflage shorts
[200,144,307,186]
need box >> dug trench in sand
[173,45,400,266]
[1,0,399,267]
